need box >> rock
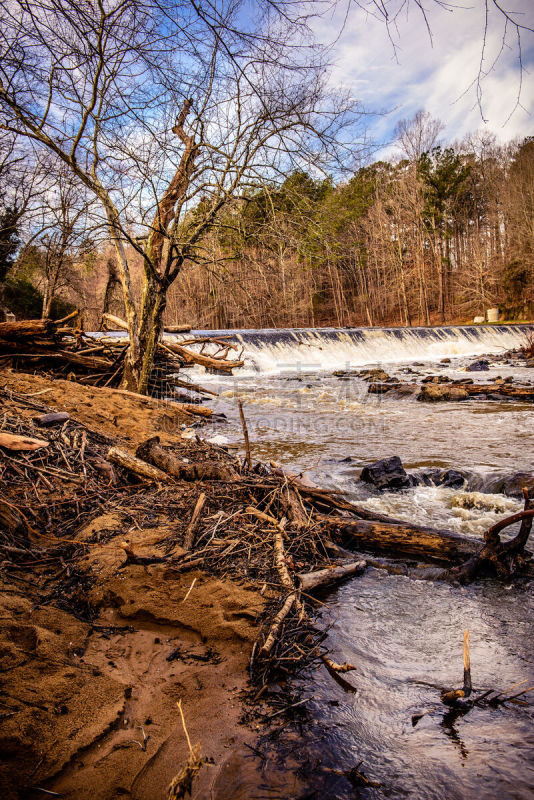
[502,472,534,498]
[359,368,392,382]
[421,375,451,384]
[416,385,469,402]
[466,359,489,372]
[440,358,451,364]
[389,384,418,397]
[436,469,466,489]
[333,369,360,377]
[360,456,412,491]
[367,382,400,394]
[526,358,534,368]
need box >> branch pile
[0,314,244,391]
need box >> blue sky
[311,0,534,154]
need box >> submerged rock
[360,456,413,491]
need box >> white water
[170,324,530,378]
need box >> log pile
[0,314,244,391]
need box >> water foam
[169,324,530,378]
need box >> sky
[311,0,534,155]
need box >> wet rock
[526,358,534,368]
[417,385,469,402]
[367,382,400,394]
[440,358,451,364]
[388,384,418,397]
[466,358,489,372]
[360,456,412,491]
[502,472,534,498]
[415,468,467,488]
[437,469,467,489]
[421,375,451,384]
[332,369,360,378]
[359,368,392,382]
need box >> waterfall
[168,324,531,377]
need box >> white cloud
[313,0,534,152]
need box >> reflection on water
[202,353,533,799]
[302,572,534,799]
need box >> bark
[298,560,366,591]
[106,446,171,483]
[0,319,56,339]
[136,436,240,482]
[328,517,480,564]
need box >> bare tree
[0,0,358,391]
[395,110,444,162]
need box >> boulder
[466,359,489,372]
[502,472,534,498]
[359,368,392,382]
[436,469,467,489]
[421,375,451,384]
[360,456,413,491]
[417,385,469,402]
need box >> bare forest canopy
[2,133,533,331]
[0,0,532,395]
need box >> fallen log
[298,560,366,592]
[136,436,240,482]
[106,446,171,482]
[171,402,213,417]
[163,341,243,373]
[164,324,192,333]
[327,517,480,564]
[0,319,56,339]
[101,313,129,331]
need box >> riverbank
[1,362,533,800]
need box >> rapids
[181,325,534,799]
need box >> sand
[0,370,296,799]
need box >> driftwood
[163,341,244,373]
[106,446,171,482]
[101,312,129,331]
[172,402,212,417]
[328,517,480,564]
[174,379,219,397]
[440,487,534,583]
[183,492,206,551]
[260,593,297,655]
[164,324,192,333]
[136,436,240,482]
[0,431,49,451]
[298,560,366,592]
[0,319,57,339]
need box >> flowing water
[177,325,534,798]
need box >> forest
[2,124,533,332]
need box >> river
[179,325,534,799]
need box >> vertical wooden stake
[238,399,252,471]
[463,629,472,696]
